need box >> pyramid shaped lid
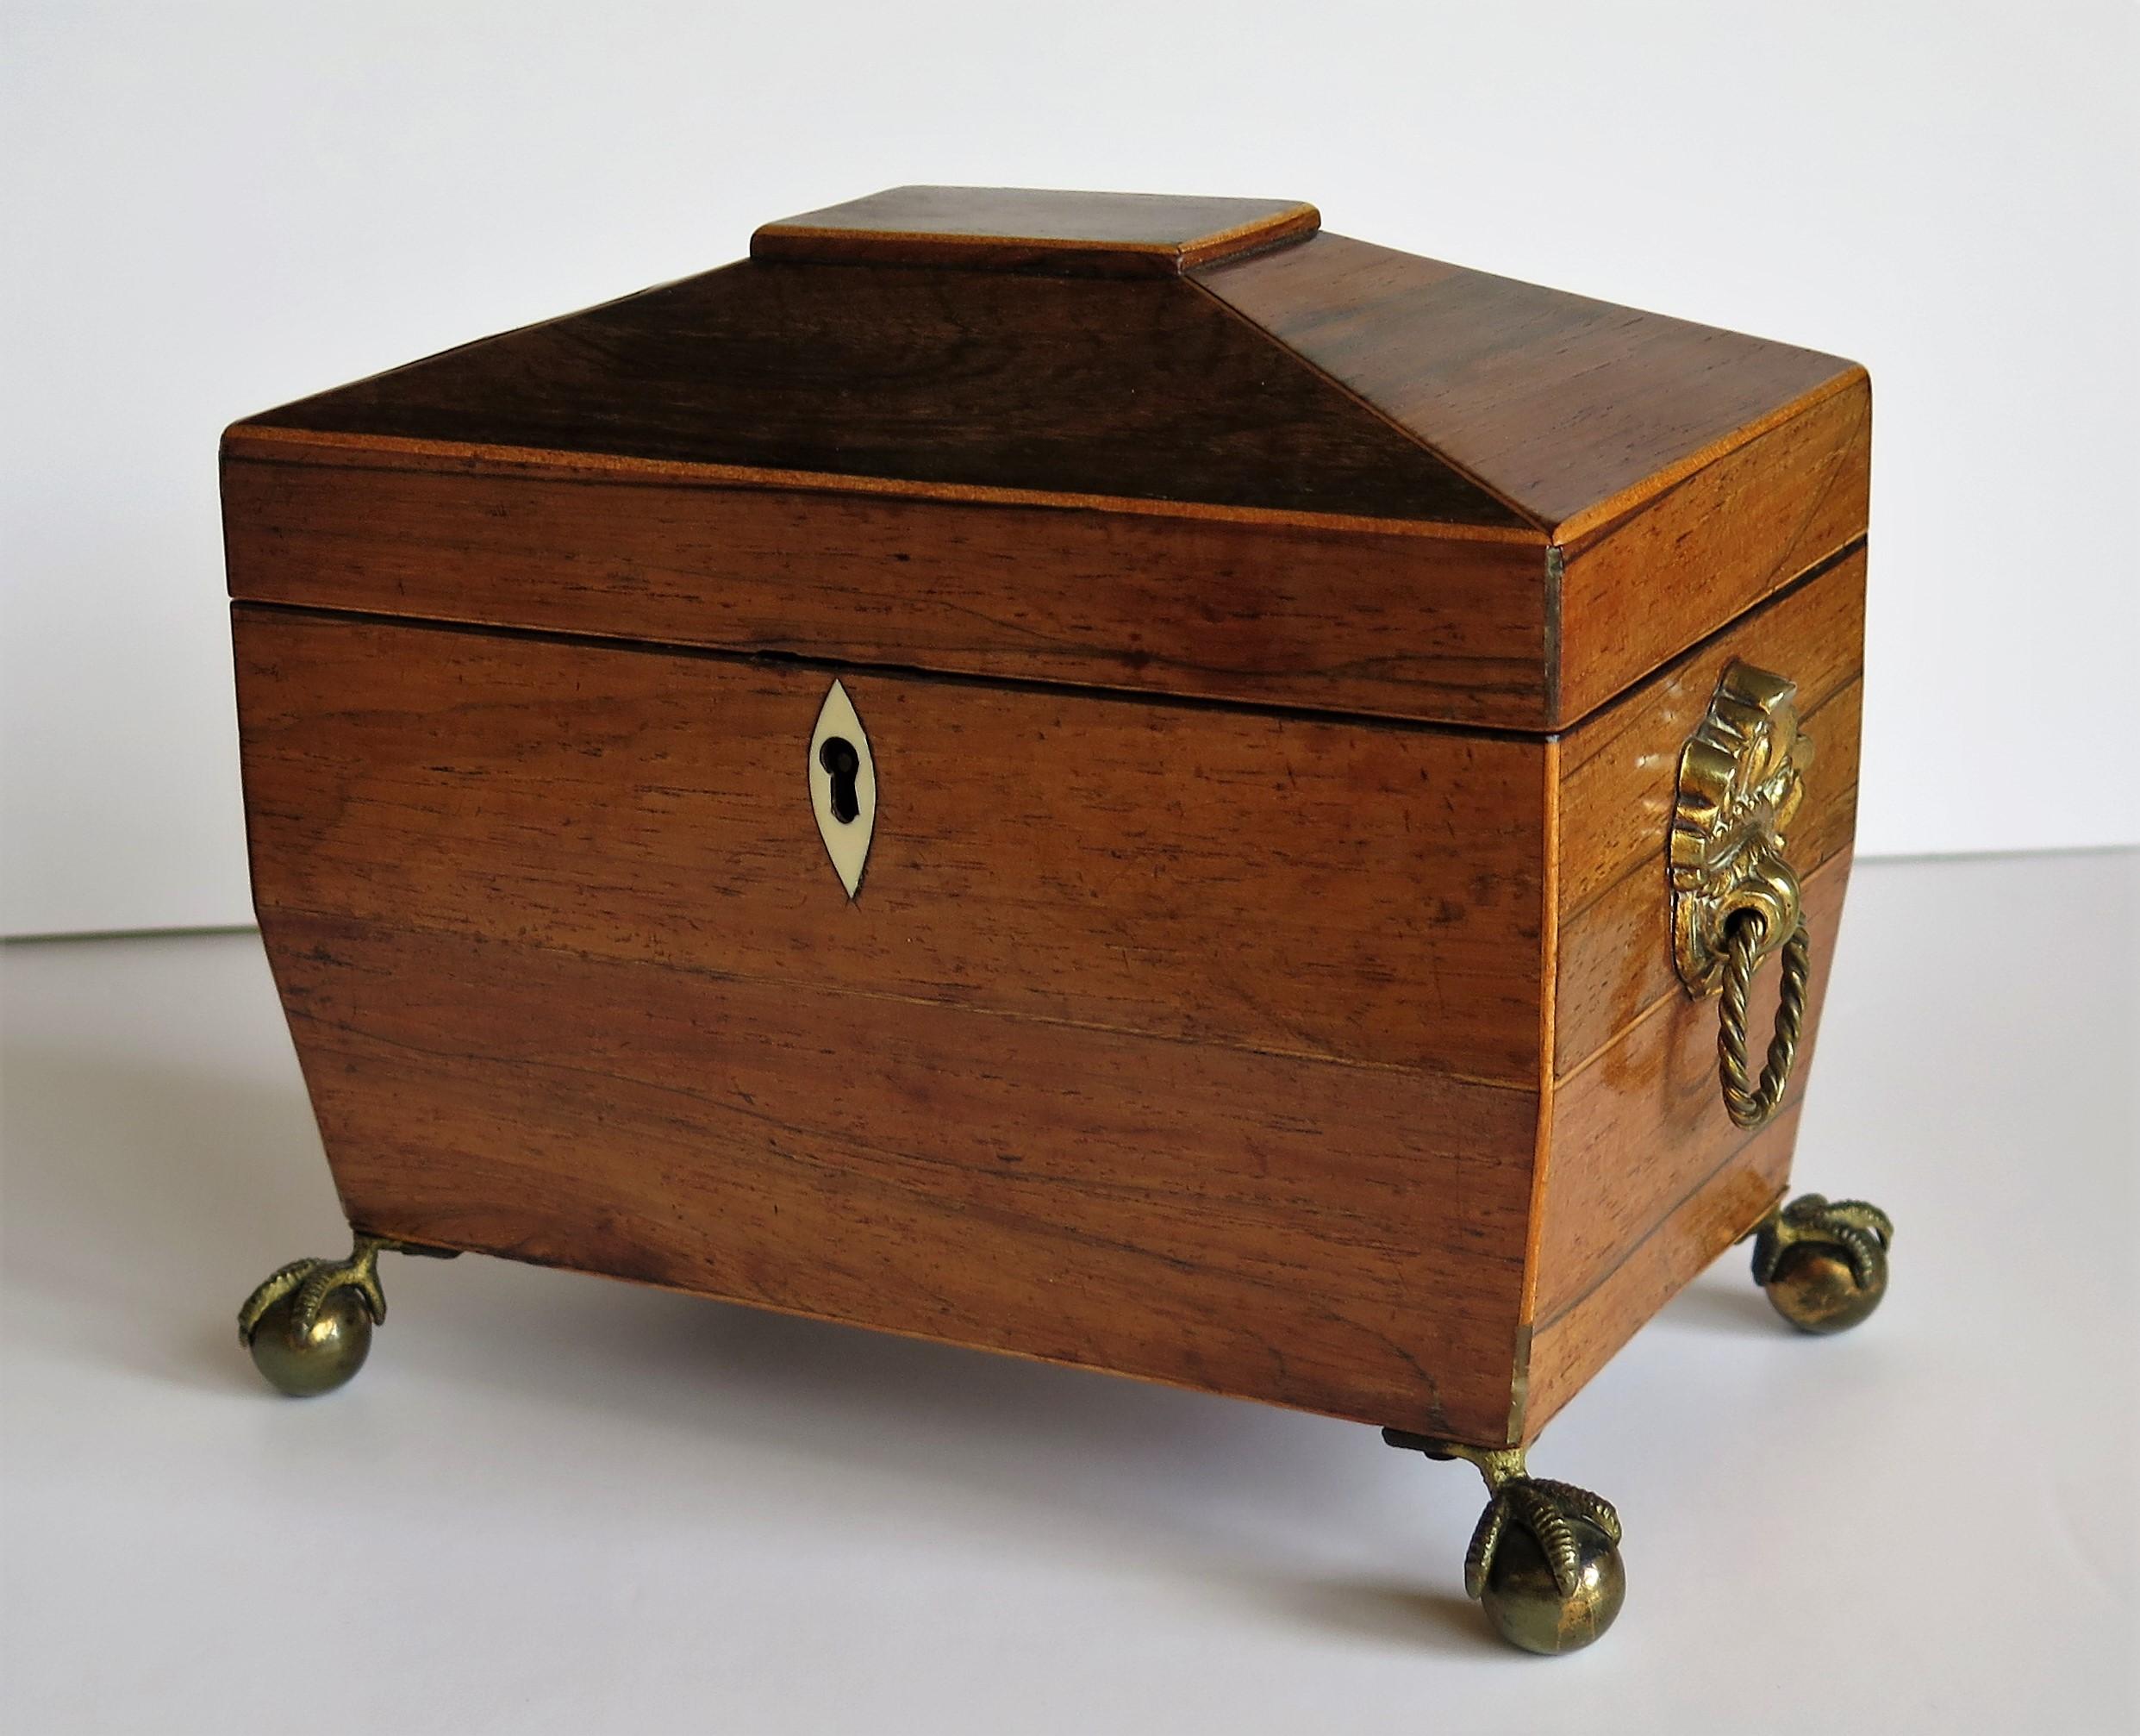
[236,185,1860,540]
[227,188,1870,728]
[236,189,1522,528]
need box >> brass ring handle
[1670,659,1819,1129]
[1716,912,1810,1128]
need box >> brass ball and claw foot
[237,1232,452,1396]
[1750,1193,1893,1334]
[1382,1430,1625,1655]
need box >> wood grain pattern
[228,199,1869,732]
[1520,1107,1800,1435]
[1556,378,1870,721]
[221,447,1561,729]
[239,255,1519,527]
[752,185,1320,277]
[1517,554,1866,1439]
[1192,232,1859,535]
[1553,549,1866,1074]
[235,605,1549,1082]
[224,191,1878,1446]
[1192,234,1868,725]
[230,542,1866,1446]
[1519,852,1852,1439]
[264,909,1538,1441]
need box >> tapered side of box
[1519,551,1866,1440]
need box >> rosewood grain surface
[1521,1107,1802,1437]
[237,254,1519,527]
[1554,548,1866,1074]
[265,910,1538,1441]
[1192,232,1861,537]
[1555,383,1869,722]
[235,605,1549,1082]
[221,446,1560,729]
[1194,233,1868,724]
[752,185,1320,277]
[223,184,1880,1449]
[1520,852,1853,1438]
[228,191,1870,733]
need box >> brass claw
[1750,1193,1893,1333]
[238,1233,449,1396]
[238,1240,389,1347]
[1383,1433,1626,1655]
[1465,1477,1624,1602]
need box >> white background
[4,0,2137,936]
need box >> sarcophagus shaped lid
[225,186,1867,730]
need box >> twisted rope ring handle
[1716,912,1811,1128]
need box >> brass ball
[1480,1517,1625,1656]
[1763,1242,1886,1335]
[246,1288,373,1396]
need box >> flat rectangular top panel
[752,185,1320,277]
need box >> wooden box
[224,188,1881,1651]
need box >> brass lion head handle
[1671,661,1815,1127]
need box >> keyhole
[820,736,861,823]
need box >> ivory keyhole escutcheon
[808,679,877,899]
